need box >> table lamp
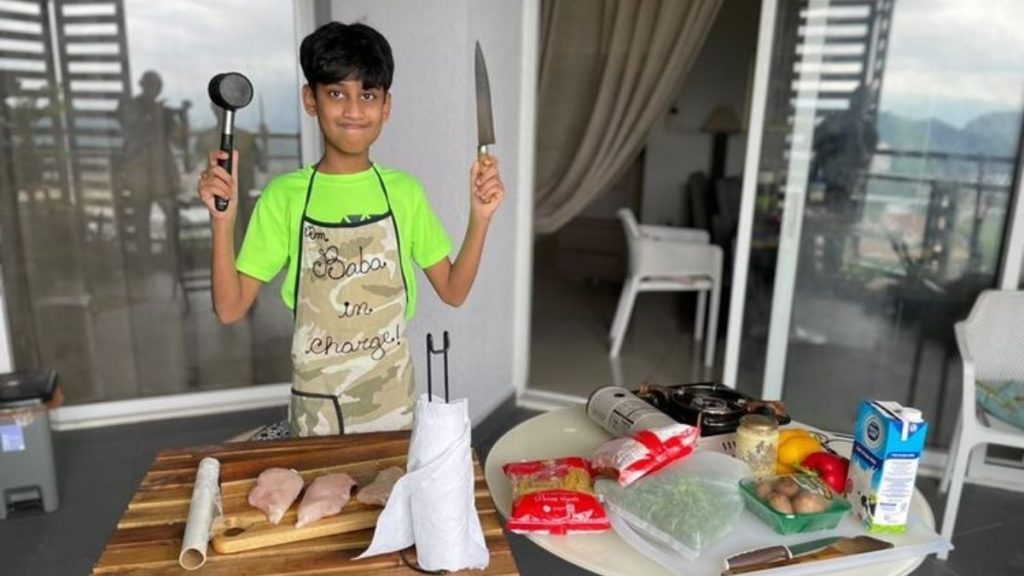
[701,104,742,182]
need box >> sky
[118,0,1024,135]
[880,0,1024,128]
[123,0,301,134]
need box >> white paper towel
[356,394,489,571]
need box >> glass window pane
[0,0,301,404]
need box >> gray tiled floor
[529,241,719,399]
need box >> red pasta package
[502,457,610,535]
[591,423,700,486]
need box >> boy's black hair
[300,22,394,92]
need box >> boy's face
[302,79,391,158]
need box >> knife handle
[478,144,489,160]
[723,545,792,572]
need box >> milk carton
[847,400,928,533]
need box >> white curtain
[534,0,723,234]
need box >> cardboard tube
[179,457,222,570]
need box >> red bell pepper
[800,451,850,494]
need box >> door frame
[0,265,11,374]
[758,0,832,401]
[723,0,779,389]
[998,144,1024,289]
[512,0,540,401]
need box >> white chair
[938,290,1024,560]
[609,208,722,367]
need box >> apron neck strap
[301,162,391,219]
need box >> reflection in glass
[736,0,1024,447]
[0,0,301,404]
[114,70,188,276]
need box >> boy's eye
[361,92,376,101]
[328,89,343,99]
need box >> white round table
[484,407,938,576]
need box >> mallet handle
[215,110,235,212]
[214,133,234,211]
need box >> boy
[196,22,504,438]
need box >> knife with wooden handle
[474,41,495,161]
[724,536,841,571]
[721,536,893,575]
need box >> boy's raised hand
[197,150,239,222]
[470,155,505,222]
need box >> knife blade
[721,535,893,575]
[474,41,495,159]
[723,536,842,572]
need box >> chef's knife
[721,535,894,575]
[723,536,841,572]
[474,41,495,160]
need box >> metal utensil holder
[399,331,453,574]
[426,331,450,403]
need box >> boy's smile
[303,79,391,170]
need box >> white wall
[641,0,760,226]
[329,0,526,424]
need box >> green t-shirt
[236,163,453,318]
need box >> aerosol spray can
[586,386,676,437]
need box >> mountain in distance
[963,111,1021,155]
[877,110,1021,158]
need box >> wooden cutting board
[92,431,518,575]
[209,504,383,555]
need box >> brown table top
[93,431,518,575]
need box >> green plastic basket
[739,474,852,535]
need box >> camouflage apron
[289,164,414,436]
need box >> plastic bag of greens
[596,451,749,560]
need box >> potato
[792,491,828,514]
[776,476,801,497]
[755,480,774,500]
[768,493,794,515]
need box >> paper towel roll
[179,457,222,570]
[356,395,489,571]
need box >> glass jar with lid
[735,414,779,477]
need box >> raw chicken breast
[248,468,304,525]
[295,473,357,528]
[356,466,404,507]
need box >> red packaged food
[502,457,610,535]
[591,423,700,486]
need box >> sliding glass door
[0,0,303,407]
[727,0,1024,447]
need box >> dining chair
[610,208,722,367]
[938,290,1024,560]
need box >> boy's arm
[424,156,504,307]
[211,223,263,323]
[199,150,263,323]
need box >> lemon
[778,428,812,445]
[777,435,823,468]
